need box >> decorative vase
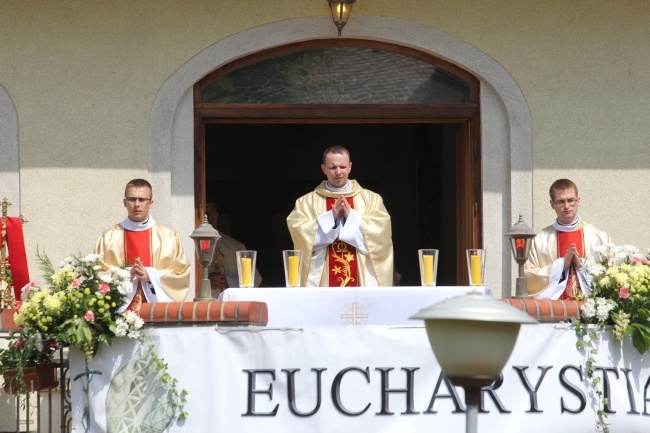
[3,362,59,394]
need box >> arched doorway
[149,16,533,299]
[193,40,481,287]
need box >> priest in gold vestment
[525,179,611,299]
[287,146,394,287]
[95,179,190,308]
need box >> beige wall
[0,1,648,287]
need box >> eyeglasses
[553,198,578,206]
[125,197,152,204]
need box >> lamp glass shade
[189,216,221,268]
[194,237,217,265]
[506,215,535,263]
[509,237,531,262]
[422,319,521,380]
[329,1,353,26]
[411,293,537,382]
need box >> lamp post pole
[466,389,479,433]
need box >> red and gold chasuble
[557,229,585,300]
[124,229,152,313]
[326,197,359,287]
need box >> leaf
[630,324,650,354]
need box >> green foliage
[143,344,189,422]
[572,319,610,433]
[3,252,189,420]
[0,329,58,394]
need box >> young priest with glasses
[525,178,611,300]
[95,179,190,312]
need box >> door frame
[193,40,482,289]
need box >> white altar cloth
[218,286,492,327]
[70,323,650,433]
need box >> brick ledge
[0,301,268,331]
[501,298,583,322]
[139,301,268,326]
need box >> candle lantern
[190,215,221,301]
[328,0,356,37]
[505,214,536,298]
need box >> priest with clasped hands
[95,179,190,312]
[287,146,394,287]
[525,178,611,300]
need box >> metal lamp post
[190,215,221,301]
[411,293,537,433]
[506,214,536,298]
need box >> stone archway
[148,16,532,298]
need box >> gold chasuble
[287,180,393,287]
[95,223,190,302]
[524,219,611,296]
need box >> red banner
[0,216,30,301]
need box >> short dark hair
[322,145,351,164]
[125,179,152,197]
[549,179,578,200]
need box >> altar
[218,286,493,327]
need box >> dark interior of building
[205,122,459,287]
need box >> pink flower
[71,278,81,288]
[631,256,650,265]
[99,283,110,294]
[619,288,630,299]
[84,311,95,322]
[13,340,23,349]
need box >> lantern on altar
[190,215,221,301]
[505,214,536,298]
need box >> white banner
[70,324,650,433]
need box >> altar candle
[241,257,252,286]
[422,254,434,285]
[288,255,300,286]
[470,254,482,285]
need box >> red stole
[0,216,30,301]
[557,229,584,300]
[124,229,152,267]
[124,229,153,313]
[326,197,358,287]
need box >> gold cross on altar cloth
[340,302,368,325]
